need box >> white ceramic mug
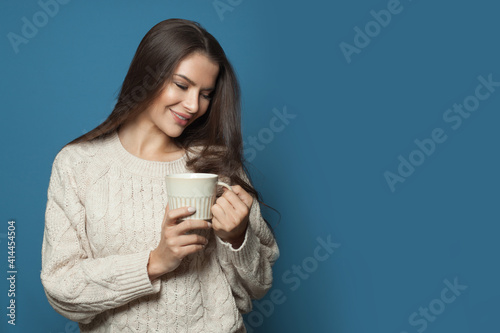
[165,173,232,220]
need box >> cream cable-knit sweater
[40,131,279,333]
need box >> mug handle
[217,181,233,191]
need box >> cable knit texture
[41,131,279,333]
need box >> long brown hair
[67,18,278,229]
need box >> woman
[41,18,279,332]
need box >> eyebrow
[173,74,214,91]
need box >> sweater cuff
[114,250,161,303]
[216,224,260,268]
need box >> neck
[117,116,183,162]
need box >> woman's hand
[211,185,253,249]
[148,204,211,281]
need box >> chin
[163,131,182,138]
[162,126,185,138]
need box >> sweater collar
[104,131,190,178]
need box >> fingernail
[207,222,212,227]
[188,206,196,213]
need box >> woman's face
[145,52,219,138]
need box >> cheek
[158,87,180,105]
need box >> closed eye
[175,83,187,90]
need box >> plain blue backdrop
[1,0,499,332]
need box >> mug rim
[165,173,218,179]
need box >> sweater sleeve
[40,149,161,324]
[215,170,280,313]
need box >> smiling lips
[170,109,191,125]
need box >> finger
[175,219,212,235]
[162,203,170,228]
[177,234,209,247]
[210,215,225,234]
[179,244,206,257]
[215,196,239,222]
[213,197,230,218]
[165,206,197,226]
[211,203,233,231]
[228,185,253,208]
[210,204,225,224]
[221,189,250,212]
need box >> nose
[182,90,199,114]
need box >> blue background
[1,0,499,332]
